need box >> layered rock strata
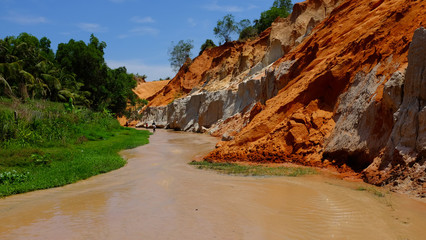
[141,0,343,135]
[207,0,425,196]
[139,0,425,196]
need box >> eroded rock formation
[141,0,342,134]
[363,27,426,195]
[139,0,426,196]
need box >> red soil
[205,0,426,174]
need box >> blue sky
[0,0,303,81]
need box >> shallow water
[0,130,425,240]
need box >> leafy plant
[64,97,74,113]
[0,170,30,184]
[31,153,51,166]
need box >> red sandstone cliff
[140,0,425,196]
[206,0,425,196]
[146,32,271,107]
[147,0,343,107]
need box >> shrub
[0,170,30,184]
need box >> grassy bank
[0,98,150,197]
[190,161,317,177]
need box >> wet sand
[0,129,425,240]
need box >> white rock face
[139,59,297,134]
[382,71,404,116]
[323,64,388,169]
[384,27,425,166]
[323,27,425,196]
[139,0,343,135]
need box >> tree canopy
[214,14,240,43]
[0,33,138,116]
[256,0,293,33]
[210,0,293,43]
[168,40,194,72]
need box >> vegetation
[211,0,293,43]
[0,99,150,197]
[355,185,394,208]
[190,161,317,177]
[199,39,217,55]
[239,24,258,41]
[0,33,137,116]
[256,0,293,33]
[355,186,386,198]
[168,40,194,72]
[213,14,241,43]
[124,98,149,123]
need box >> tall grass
[0,99,120,147]
[0,98,150,197]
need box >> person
[152,121,156,132]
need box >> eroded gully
[0,129,425,240]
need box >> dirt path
[0,130,425,240]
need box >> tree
[105,66,137,115]
[0,74,14,98]
[239,26,258,41]
[168,40,194,72]
[256,0,293,33]
[238,19,258,41]
[199,39,217,55]
[39,37,55,62]
[0,61,35,100]
[273,0,293,9]
[56,35,108,109]
[0,33,56,100]
[214,14,239,43]
[0,33,137,115]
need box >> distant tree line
[167,0,293,72]
[215,0,293,43]
[0,33,138,116]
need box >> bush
[0,99,122,148]
[0,170,30,184]
[256,0,292,33]
[239,26,259,41]
[199,39,217,55]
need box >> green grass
[189,161,317,177]
[355,186,386,198]
[0,127,150,197]
[0,99,151,197]
[355,186,394,208]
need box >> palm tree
[0,74,14,98]
[0,61,35,100]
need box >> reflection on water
[0,129,425,240]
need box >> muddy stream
[0,130,425,240]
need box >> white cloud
[130,27,158,35]
[78,23,108,33]
[4,12,47,25]
[131,16,155,24]
[187,18,196,27]
[203,1,244,12]
[247,4,258,10]
[119,27,159,39]
[107,59,174,81]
